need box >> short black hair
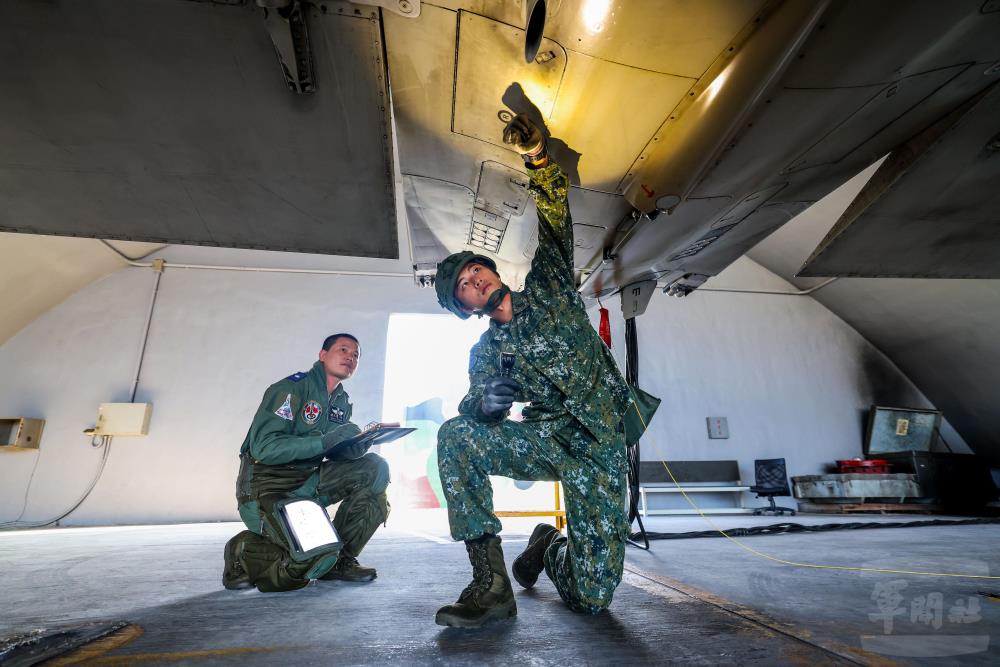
[322,333,360,352]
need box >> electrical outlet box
[707,417,729,439]
[95,403,152,436]
[0,417,45,450]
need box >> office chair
[750,458,796,516]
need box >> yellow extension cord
[631,402,1000,580]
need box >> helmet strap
[472,284,511,319]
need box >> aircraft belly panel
[779,0,1000,88]
[387,1,1000,292]
[542,0,767,79]
[552,53,694,193]
[797,82,1000,278]
[404,175,474,273]
[453,12,566,147]
[385,5,519,193]
[783,66,970,175]
[0,0,398,258]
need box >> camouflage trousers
[437,415,627,614]
[229,452,390,592]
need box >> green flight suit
[228,360,390,592]
[438,162,632,614]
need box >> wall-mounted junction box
[0,417,45,450]
[95,403,152,436]
[707,417,729,439]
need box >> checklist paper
[281,499,338,552]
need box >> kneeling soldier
[432,115,631,626]
[223,333,390,592]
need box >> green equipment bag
[624,386,661,447]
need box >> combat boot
[222,532,254,590]
[512,523,560,589]
[319,553,377,582]
[435,535,516,628]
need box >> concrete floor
[0,511,997,666]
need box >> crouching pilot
[223,333,390,592]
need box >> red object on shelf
[837,459,892,474]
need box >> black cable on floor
[630,516,1000,542]
[624,316,650,550]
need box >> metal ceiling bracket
[413,264,436,288]
[577,209,647,296]
[258,0,316,94]
[351,0,420,18]
[663,273,708,297]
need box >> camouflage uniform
[229,361,390,591]
[438,162,632,613]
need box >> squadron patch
[302,400,322,425]
[274,393,294,421]
[328,405,346,423]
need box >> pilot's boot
[222,531,254,590]
[435,534,516,628]
[319,553,377,582]
[512,523,560,589]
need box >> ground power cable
[1,260,163,531]
[638,516,1000,540]
[623,316,650,550]
[0,435,113,530]
[649,456,1000,580]
[1,447,43,526]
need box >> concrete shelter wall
[0,254,963,525]
[0,263,439,526]
[591,257,970,505]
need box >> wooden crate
[798,501,942,514]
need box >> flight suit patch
[302,400,321,425]
[274,393,294,421]
[328,405,346,423]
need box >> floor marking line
[43,623,144,667]
[75,646,284,665]
[623,562,900,667]
[397,528,452,544]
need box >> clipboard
[273,497,341,562]
[324,425,416,458]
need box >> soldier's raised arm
[503,114,575,292]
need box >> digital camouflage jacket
[458,162,631,450]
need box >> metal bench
[638,460,751,516]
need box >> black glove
[502,113,547,167]
[480,376,521,419]
[331,440,370,461]
[322,422,367,461]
